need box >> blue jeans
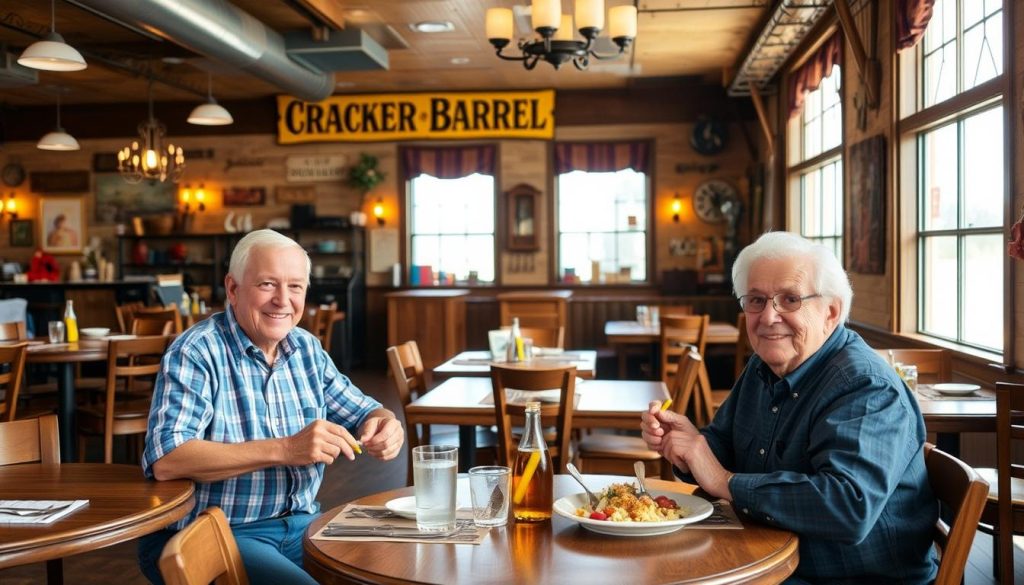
[138,513,319,585]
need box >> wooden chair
[314,307,345,353]
[501,326,565,349]
[77,336,172,463]
[132,318,174,336]
[0,320,28,341]
[0,342,28,422]
[923,442,988,585]
[159,506,248,585]
[873,348,951,384]
[576,346,704,480]
[733,313,752,381]
[115,301,146,334]
[491,364,575,473]
[977,381,1024,584]
[131,306,182,336]
[660,314,709,383]
[386,341,496,485]
[0,414,61,582]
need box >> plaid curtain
[553,141,652,175]
[401,145,496,179]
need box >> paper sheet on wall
[369,228,399,272]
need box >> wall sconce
[2,192,17,220]
[671,193,682,223]
[194,183,207,212]
[179,184,192,212]
[373,198,385,226]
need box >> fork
[322,524,477,539]
[634,461,651,499]
[0,503,72,517]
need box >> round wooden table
[23,339,113,461]
[304,475,798,585]
[0,463,194,569]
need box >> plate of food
[80,327,111,338]
[384,496,418,520]
[553,482,713,536]
[932,383,982,396]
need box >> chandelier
[117,82,185,184]
[486,0,637,70]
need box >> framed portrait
[39,197,85,254]
[9,219,33,247]
[223,186,267,206]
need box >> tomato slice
[589,511,608,521]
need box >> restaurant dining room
[0,0,1021,583]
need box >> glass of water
[412,445,458,532]
[48,321,65,344]
[469,465,511,527]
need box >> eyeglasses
[738,293,821,314]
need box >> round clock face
[690,116,727,156]
[693,179,739,224]
[1,163,25,187]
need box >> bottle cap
[525,401,541,411]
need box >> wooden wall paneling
[385,290,469,369]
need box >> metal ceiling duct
[71,0,334,102]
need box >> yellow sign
[276,90,555,144]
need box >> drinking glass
[412,445,458,532]
[636,305,649,326]
[48,321,65,344]
[469,465,511,527]
[898,364,919,394]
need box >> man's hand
[283,419,358,465]
[359,412,405,461]
[641,400,699,452]
[659,429,733,500]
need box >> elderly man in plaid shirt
[642,232,937,585]
[137,229,404,585]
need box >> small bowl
[80,327,111,338]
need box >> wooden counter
[385,289,470,369]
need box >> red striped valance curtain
[553,141,652,175]
[401,145,496,180]
[896,0,936,51]
[787,33,843,119]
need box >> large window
[409,173,495,284]
[557,169,648,283]
[789,63,843,262]
[904,0,1004,353]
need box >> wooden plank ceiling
[0,0,768,106]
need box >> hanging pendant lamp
[37,90,80,151]
[18,0,87,72]
[188,72,233,125]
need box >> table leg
[56,363,76,462]
[935,432,960,459]
[458,425,478,472]
[46,558,63,585]
[616,344,627,379]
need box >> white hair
[732,231,853,323]
[228,229,310,282]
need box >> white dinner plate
[932,383,982,396]
[80,327,110,338]
[553,490,714,537]
[384,496,418,520]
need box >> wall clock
[693,179,740,224]
[1,163,25,187]
[690,116,727,156]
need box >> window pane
[923,41,957,107]
[799,158,842,262]
[557,168,648,283]
[920,123,958,231]
[962,106,1003,228]
[410,173,495,284]
[963,12,1002,90]
[920,235,958,339]
[962,234,1003,350]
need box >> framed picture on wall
[9,219,33,247]
[223,186,266,206]
[39,197,85,254]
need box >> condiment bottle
[64,300,79,343]
[512,401,553,522]
[506,317,524,362]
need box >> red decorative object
[27,249,60,282]
[132,241,149,265]
[1009,214,1024,261]
[168,242,187,262]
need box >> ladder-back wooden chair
[923,443,988,585]
[660,314,709,384]
[115,301,146,334]
[131,306,182,336]
[159,506,248,585]
[977,381,1024,584]
[491,364,575,474]
[0,342,28,422]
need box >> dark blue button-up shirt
[687,326,938,584]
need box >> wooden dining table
[916,386,996,456]
[20,338,114,462]
[405,377,667,471]
[304,474,799,585]
[0,463,194,578]
[604,321,740,379]
[432,350,598,380]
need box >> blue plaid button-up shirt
[683,326,938,584]
[142,307,382,529]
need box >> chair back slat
[873,349,951,384]
[0,342,28,422]
[0,414,60,465]
[490,365,575,474]
[924,443,988,585]
[660,314,709,385]
[159,506,248,585]
[995,382,1024,584]
[0,321,27,341]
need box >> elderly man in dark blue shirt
[642,231,937,584]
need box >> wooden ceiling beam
[289,0,347,30]
[834,0,879,108]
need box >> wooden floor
[1,366,1023,584]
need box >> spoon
[565,462,600,509]
[634,461,651,499]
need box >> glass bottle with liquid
[512,401,553,522]
[63,300,79,342]
[506,317,524,363]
